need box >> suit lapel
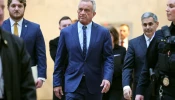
[71,22,84,57]
[20,19,28,39]
[139,34,147,53]
[86,22,98,59]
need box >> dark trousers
[65,76,102,100]
[103,89,124,100]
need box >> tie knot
[14,22,18,25]
[82,26,87,30]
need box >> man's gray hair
[79,0,96,12]
[141,12,158,22]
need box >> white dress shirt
[0,57,4,99]
[77,22,92,51]
[144,33,155,47]
[9,18,23,37]
[119,38,128,50]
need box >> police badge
[163,77,169,86]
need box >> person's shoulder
[93,22,108,31]
[154,29,164,39]
[24,19,40,27]
[3,19,9,23]
[49,37,59,44]
[129,34,143,43]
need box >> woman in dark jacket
[103,26,126,100]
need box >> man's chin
[11,16,23,21]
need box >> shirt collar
[144,33,155,41]
[9,18,23,27]
[123,37,128,42]
[78,21,92,30]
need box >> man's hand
[54,86,64,99]
[36,79,43,88]
[100,79,110,93]
[123,86,132,99]
[135,95,144,100]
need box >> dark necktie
[82,26,87,59]
[121,40,124,47]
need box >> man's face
[59,19,72,30]
[77,1,96,25]
[166,0,175,22]
[8,0,25,21]
[120,25,129,40]
[0,0,4,25]
[142,17,159,38]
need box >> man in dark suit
[53,0,114,100]
[119,24,130,50]
[0,0,36,99]
[49,16,72,61]
[49,16,72,100]
[2,0,47,88]
[122,12,159,100]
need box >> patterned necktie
[14,22,18,36]
[82,26,87,59]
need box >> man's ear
[156,22,159,26]
[93,12,96,17]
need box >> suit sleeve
[103,29,114,83]
[49,39,58,61]
[36,25,47,78]
[122,40,134,87]
[21,40,37,100]
[53,31,67,87]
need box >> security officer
[135,0,175,100]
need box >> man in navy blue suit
[122,12,159,100]
[2,0,47,88]
[53,0,114,100]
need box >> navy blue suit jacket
[136,30,164,95]
[2,18,47,78]
[122,34,147,87]
[53,22,114,94]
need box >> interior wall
[3,0,170,99]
